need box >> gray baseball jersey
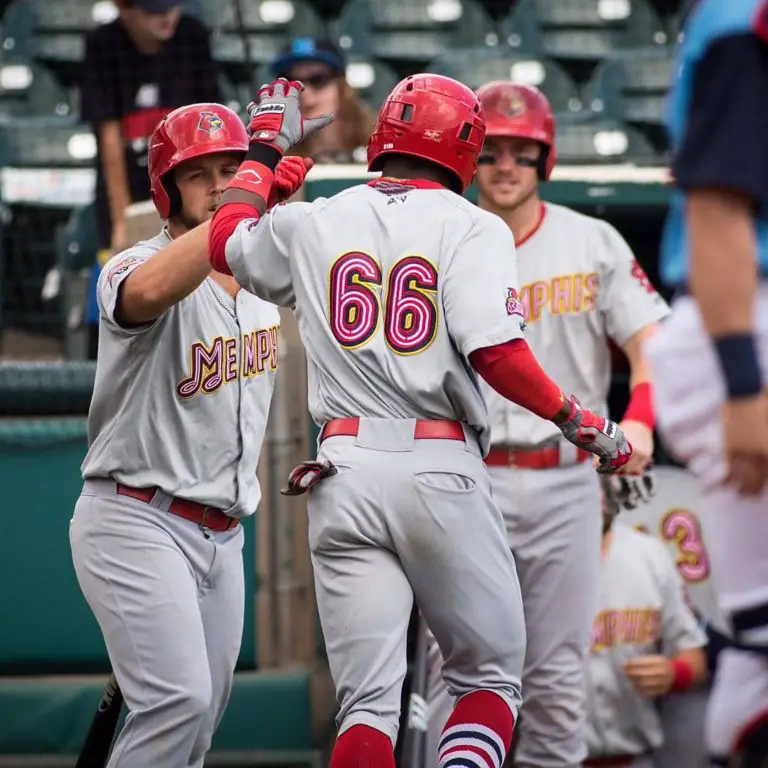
[223,181,527,454]
[81,229,280,517]
[585,523,707,757]
[617,466,726,635]
[485,203,670,447]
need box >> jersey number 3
[329,252,438,355]
[660,508,710,583]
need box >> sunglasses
[477,154,539,168]
[283,71,337,90]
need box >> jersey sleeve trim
[97,245,163,335]
[459,325,526,359]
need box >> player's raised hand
[555,395,632,474]
[623,655,674,698]
[246,78,334,156]
[617,419,654,475]
[722,393,768,496]
[267,156,314,210]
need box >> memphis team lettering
[590,608,660,651]
[176,325,279,398]
[519,272,600,324]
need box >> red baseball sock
[438,690,515,768]
[329,724,395,768]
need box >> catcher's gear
[475,82,556,180]
[604,471,657,511]
[247,78,334,156]
[556,396,632,474]
[267,156,314,210]
[281,460,338,496]
[149,102,249,219]
[367,73,486,193]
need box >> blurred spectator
[582,486,709,768]
[80,0,220,358]
[269,38,376,163]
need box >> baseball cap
[129,0,184,13]
[269,38,346,79]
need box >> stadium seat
[584,47,675,150]
[426,47,584,114]
[306,0,349,20]
[337,0,499,77]
[206,0,324,32]
[0,117,95,168]
[0,60,72,118]
[555,119,663,165]
[210,0,326,75]
[0,0,205,87]
[344,56,400,111]
[55,204,98,273]
[503,0,669,82]
[646,0,686,23]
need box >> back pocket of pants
[414,471,476,494]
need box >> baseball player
[206,74,632,768]
[643,0,768,765]
[616,465,723,768]
[425,82,670,768]
[68,103,312,768]
[582,478,708,768]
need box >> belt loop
[460,423,481,457]
[150,489,172,512]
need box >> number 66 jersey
[223,177,527,453]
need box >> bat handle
[98,673,121,712]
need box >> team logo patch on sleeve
[505,287,524,318]
[107,257,140,287]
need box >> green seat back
[427,47,583,114]
[585,47,675,126]
[338,0,498,63]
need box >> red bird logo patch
[505,287,525,318]
[197,111,224,136]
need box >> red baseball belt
[116,484,239,532]
[320,417,466,442]
[485,444,591,470]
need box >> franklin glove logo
[253,103,286,116]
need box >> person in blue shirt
[644,1,768,765]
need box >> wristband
[226,160,275,200]
[622,382,655,430]
[670,658,695,692]
[712,334,763,399]
[245,142,282,169]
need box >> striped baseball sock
[329,724,395,768]
[438,690,515,768]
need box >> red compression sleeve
[469,339,567,420]
[208,202,261,275]
[622,381,655,430]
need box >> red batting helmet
[475,82,556,180]
[367,74,486,193]
[149,103,249,219]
